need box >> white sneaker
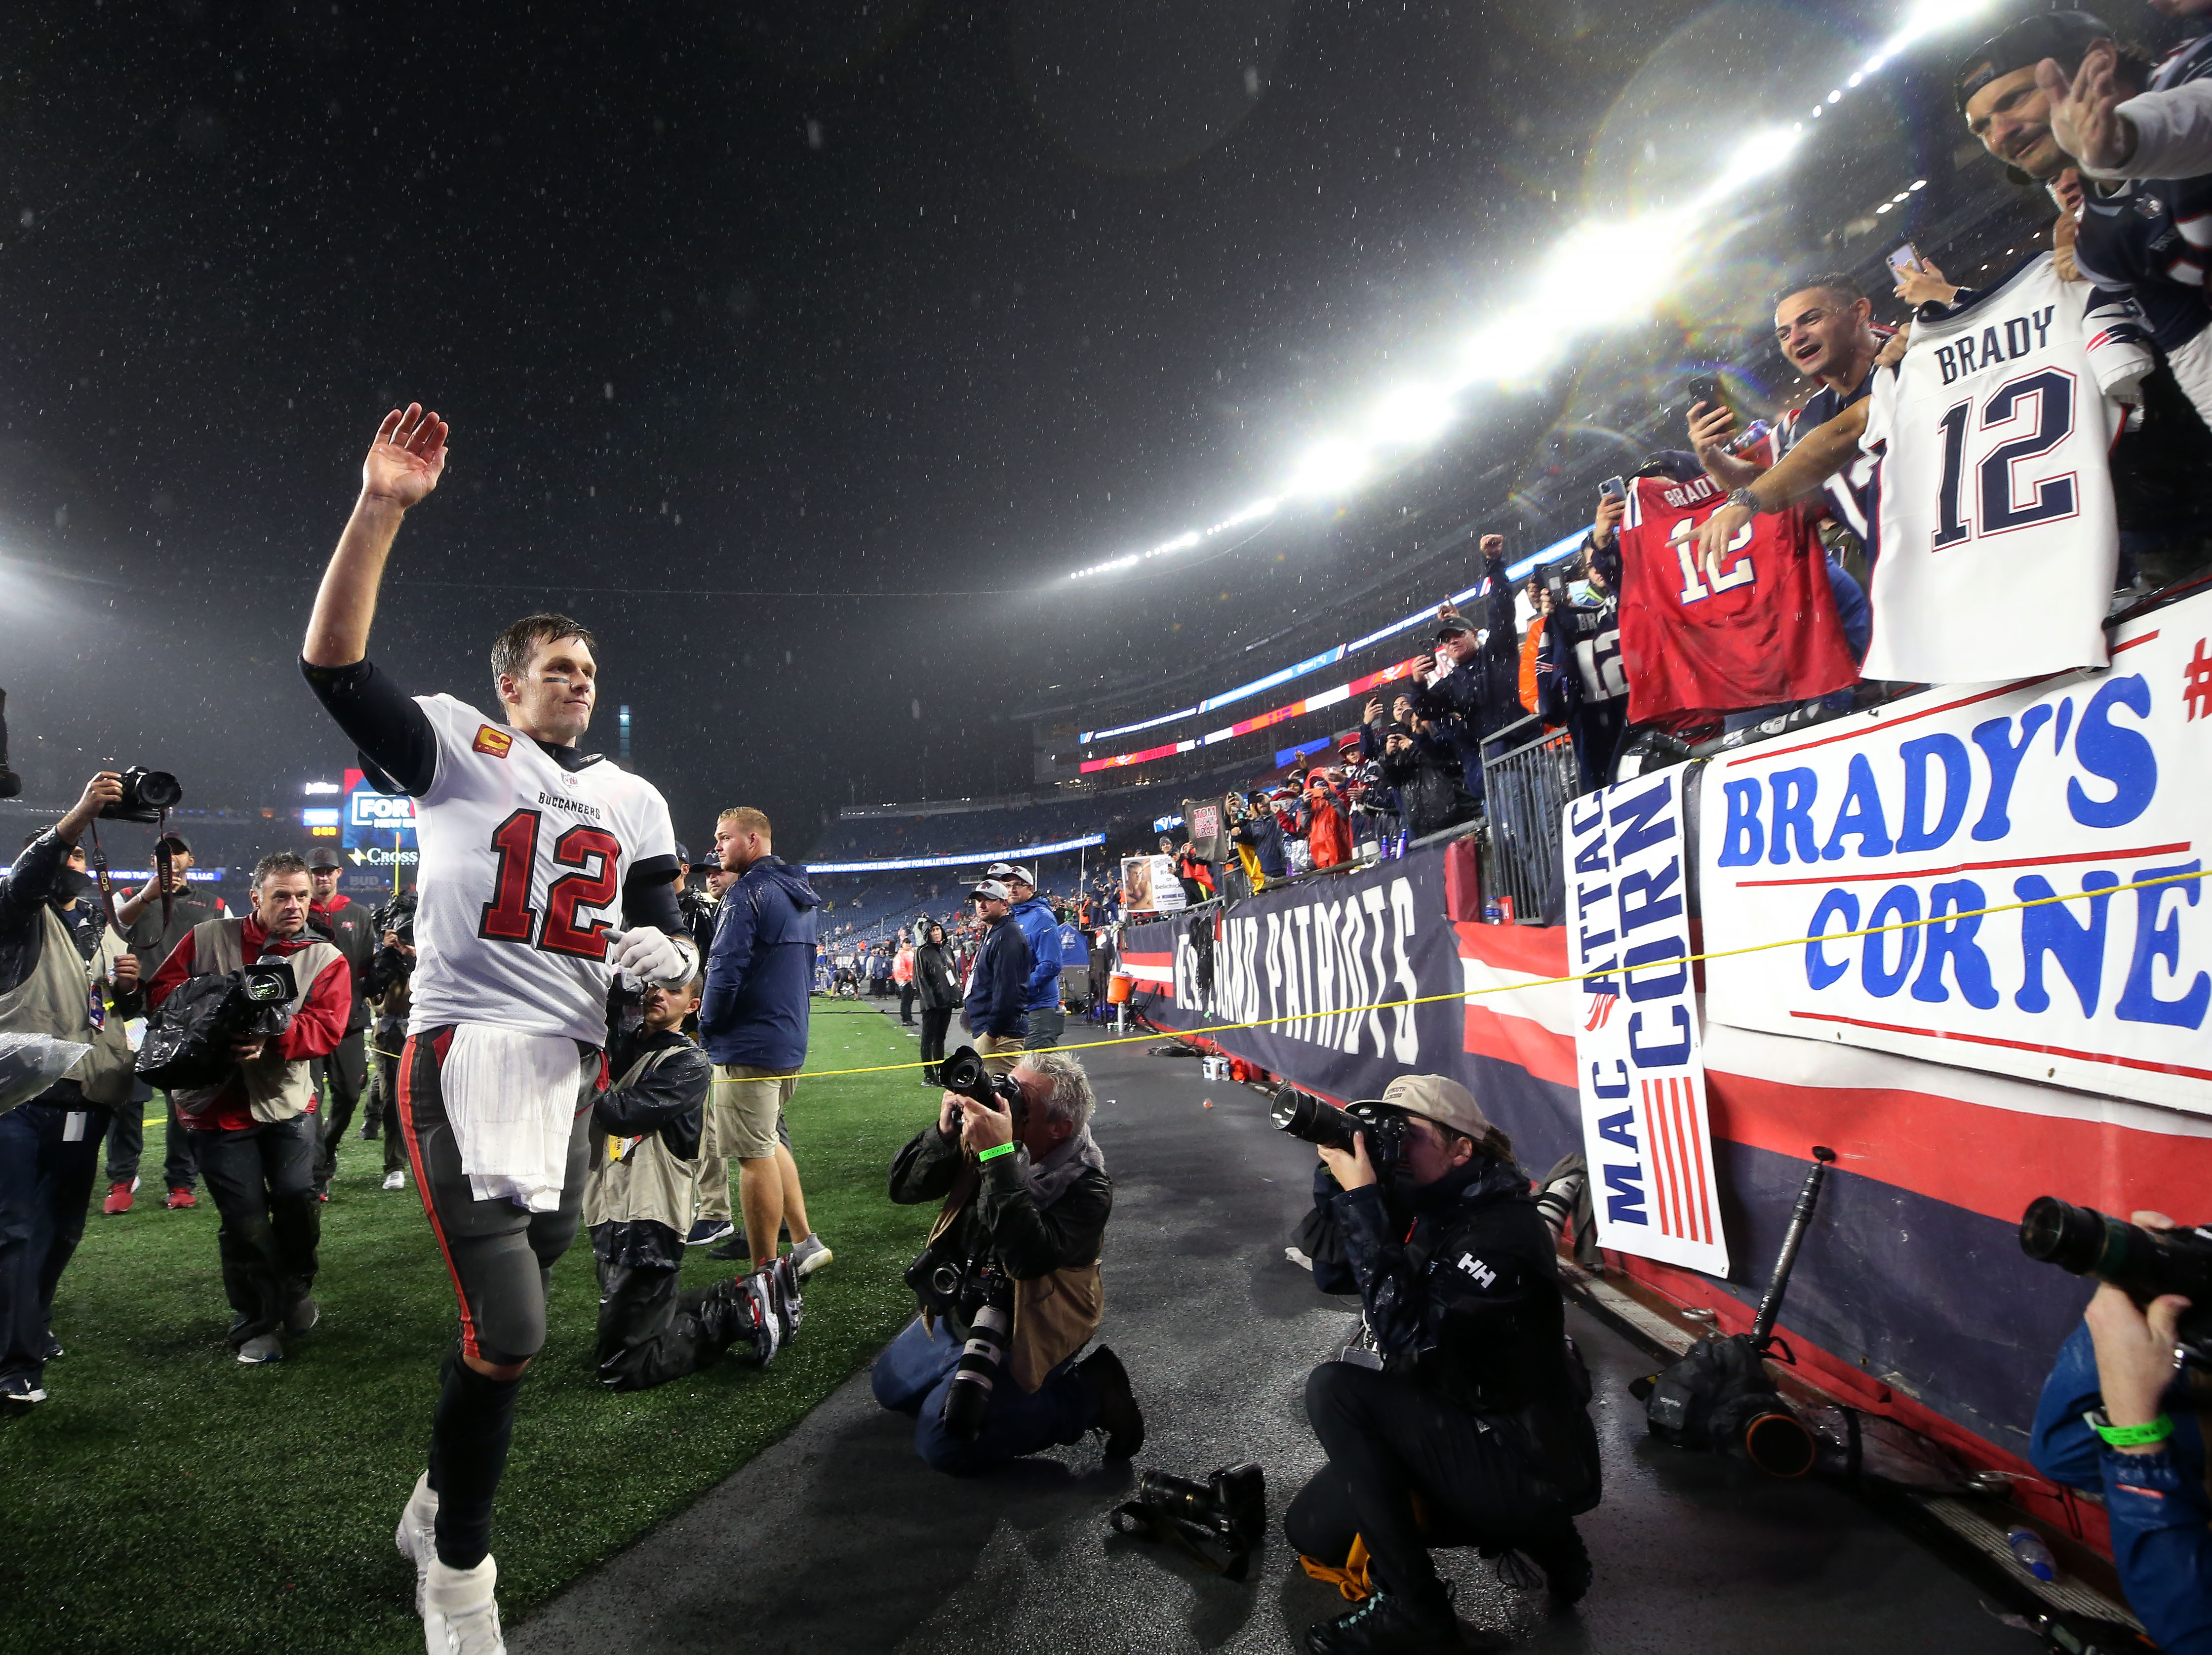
[395,1471,438,1614]
[423,1554,504,1655]
[789,1232,833,1279]
[383,1170,408,1191]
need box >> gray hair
[1016,1050,1095,1132]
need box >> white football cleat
[423,1553,504,1655]
[394,1471,438,1615]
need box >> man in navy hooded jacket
[961,880,1031,1076]
[989,862,1063,1051]
[701,807,831,1280]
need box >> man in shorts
[701,807,831,1280]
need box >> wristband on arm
[2087,1409,2175,1449]
[977,1142,1017,1163]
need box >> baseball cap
[968,879,1012,903]
[1955,11,2110,111]
[306,846,343,871]
[1434,616,1473,640]
[673,840,691,865]
[1338,731,1362,753]
[986,860,1036,887]
[155,832,192,856]
[1379,1074,1494,1140]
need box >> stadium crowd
[4,11,2212,1655]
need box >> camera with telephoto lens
[98,766,183,824]
[1270,1084,1409,1181]
[2020,1196,2212,1365]
[135,960,298,1091]
[372,888,418,944]
[1110,1462,1268,1580]
[938,1044,1028,1130]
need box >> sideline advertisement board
[1564,770,1729,1276]
[1700,591,2212,1115]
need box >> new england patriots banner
[1564,771,1729,1276]
[1700,588,2212,1116]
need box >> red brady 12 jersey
[1861,253,2152,684]
[406,693,677,1045]
[1616,473,1859,727]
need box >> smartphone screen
[1886,242,1924,276]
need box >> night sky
[3,0,1967,851]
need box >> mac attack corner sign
[1565,768,1729,1277]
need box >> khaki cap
[1380,1073,1492,1139]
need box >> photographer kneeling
[873,1046,1144,1475]
[1289,1075,1600,1655]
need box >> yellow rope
[786,865,2205,1079]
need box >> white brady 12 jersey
[407,693,677,1044]
[1860,253,2152,684]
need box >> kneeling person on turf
[586,976,792,1387]
[873,1049,1143,1474]
[146,852,353,1364]
[1288,1075,1601,1655]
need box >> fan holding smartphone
[1887,242,1960,310]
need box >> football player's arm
[1697,400,1872,577]
[279,955,354,1060]
[304,405,448,670]
[298,658,438,797]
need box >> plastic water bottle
[2006,1527,2057,1582]
[1483,895,1502,925]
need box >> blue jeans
[0,1095,112,1389]
[870,1312,1099,1475]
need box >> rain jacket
[1010,893,1062,1012]
[700,855,822,1072]
[962,912,1031,1040]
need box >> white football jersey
[1860,254,2152,684]
[406,694,677,1044]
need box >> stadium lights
[1060,0,1990,586]
[807,832,1106,875]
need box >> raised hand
[361,404,450,511]
[2040,41,2134,173]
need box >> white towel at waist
[442,1024,589,1212]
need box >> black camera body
[1270,1085,1410,1182]
[371,888,418,944]
[939,1044,1028,1132]
[2021,1196,2212,1365]
[98,766,183,825]
[136,961,299,1090]
[1111,1463,1268,1580]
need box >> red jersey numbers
[474,808,620,960]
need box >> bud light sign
[343,767,418,852]
[1699,591,2212,1115]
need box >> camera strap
[85,819,122,937]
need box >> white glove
[607,926,697,989]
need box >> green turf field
[0,1005,937,1655]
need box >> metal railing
[1478,713,1583,924]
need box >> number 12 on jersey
[1931,367,2078,550]
[477,808,622,960]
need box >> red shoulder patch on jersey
[473,726,514,758]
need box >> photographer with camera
[1283,1075,1600,1654]
[146,851,352,1364]
[360,892,417,1189]
[103,832,219,1214]
[0,773,145,1406]
[2026,1203,2211,1653]
[872,1045,1142,1475]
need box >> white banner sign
[1121,854,1185,914]
[1700,591,2212,1115]
[1565,770,1730,1276]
